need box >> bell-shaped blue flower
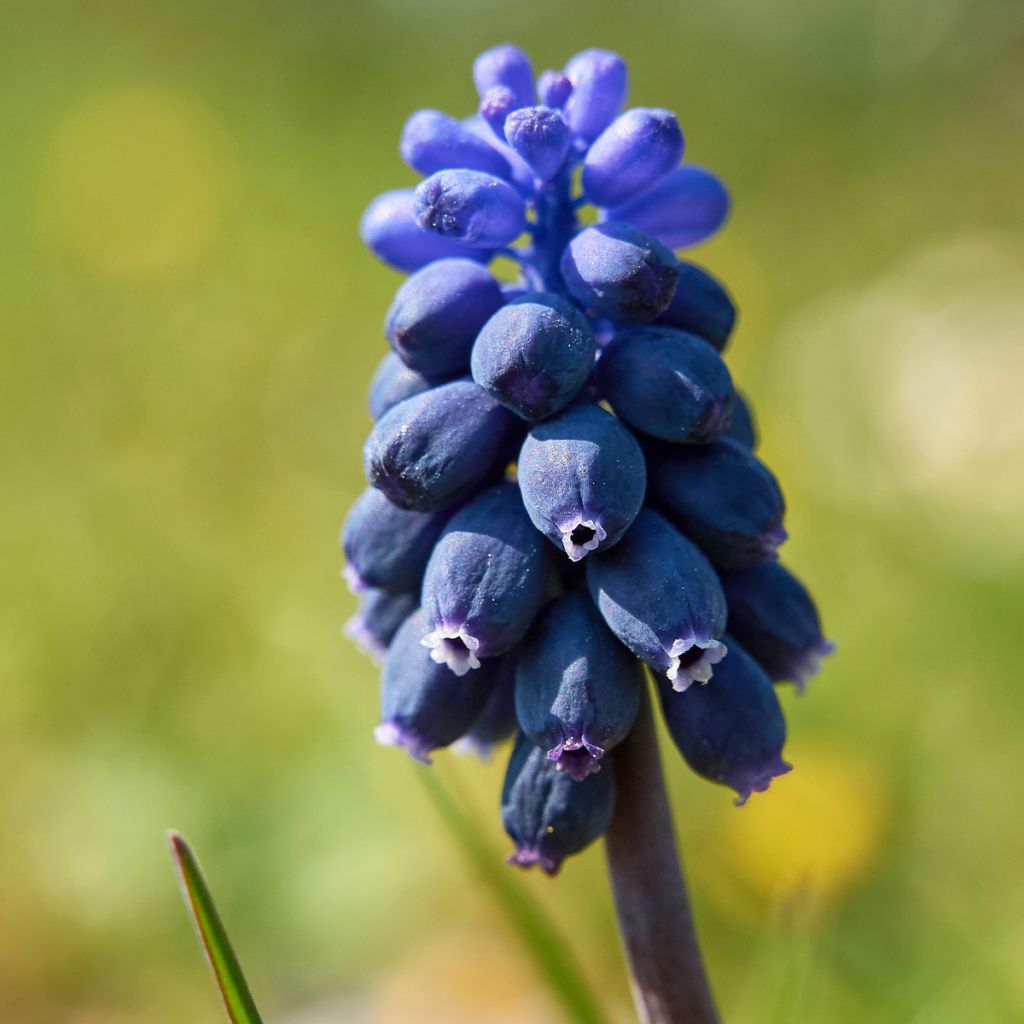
[585,508,727,689]
[657,635,791,804]
[420,482,552,674]
[367,352,435,421]
[654,260,737,352]
[345,589,417,664]
[563,49,628,143]
[502,734,616,874]
[414,169,527,248]
[515,591,642,780]
[400,110,511,178]
[518,402,646,562]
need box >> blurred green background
[2,1,1023,1021]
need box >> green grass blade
[167,830,265,1024]
[418,766,611,1024]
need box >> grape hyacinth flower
[345,43,833,1023]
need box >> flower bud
[479,86,517,140]
[719,562,834,690]
[560,222,680,323]
[657,636,791,804]
[585,508,727,689]
[597,326,734,443]
[471,293,595,421]
[342,487,447,593]
[363,380,516,512]
[345,589,416,664]
[605,165,730,250]
[368,353,435,421]
[461,116,536,195]
[582,108,684,208]
[473,43,536,109]
[456,653,519,758]
[385,258,505,377]
[537,71,572,109]
[414,169,527,248]
[503,106,572,182]
[400,110,511,178]
[563,49,628,143]
[420,483,552,673]
[648,439,787,568]
[502,734,615,874]
[515,591,642,780]
[518,403,646,562]
[654,260,737,351]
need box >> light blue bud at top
[563,49,628,143]
[455,653,519,758]
[385,258,505,377]
[606,166,730,250]
[719,562,834,691]
[597,326,734,443]
[414,169,527,248]
[582,108,685,208]
[649,439,787,568]
[560,222,680,324]
[360,189,491,272]
[654,260,737,352]
[502,733,615,874]
[656,635,791,804]
[471,293,596,421]
[342,487,447,593]
[420,482,552,674]
[503,106,572,182]
[479,86,517,140]
[345,588,416,664]
[518,403,646,562]
[368,353,435,421]
[473,43,536,110]
[723,389,757,449]
[376,609,498,763]
[400,110,511,179]
[515,591,642,780]
[585,508,727,689]
[363,380,516,512]
[537,70,572,109]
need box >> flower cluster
[344,45,833,875]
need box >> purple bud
[368,353,436,421]
[359,189,492,272]
[471,293,596,421]
[414,169,527,248]
[400,110,511,178]
[345,589,417,664]
[473,43,536,109]
[479,86,517,140]
[502,733,615,874]
[654,260,737,351]
[537,71,572,110]
[503,106,572,182]
[363,380,516,512]
[582,108,685,208]
[597,326,734,443]
[560,222,680,324]
[656,636,791,804]
[648,439,787,568]
[385,258,505,377]
[461,116,536,195]
[456,653,519,758]
[376,609,498,762]
[420,482,552,673]
[518,403,646,562]
[342,487,447,593]
[723,389,758,450]
[585,508,727,689]
[515,591,642,780]
[719,562,834,691]
[606,166,730,250]
[563,49,628,143]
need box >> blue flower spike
[348,45,832,870]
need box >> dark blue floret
[367,352,435,420]
[719,562,834,691]
[648,438,787,568]
[420,482,552,673]
[385,258,505,377]
[597,326,734,443]
[346,589,417,664]
[502,733,616,874]
[515,591,642,780]
[471,293,595,421]
[722,389,758,449]
[656,635,791,804]
[376,609,498,763]
[342,487,447,593]
[518,402,646,562]
[414,169,526,247]
[585,508,727,689]
[400,110,512,178]
[654,261,737,352]
[363,380,516,512]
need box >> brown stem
[605,681,720,1024]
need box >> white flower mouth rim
[559,517,607,562]
[421,623,482,676]
[665,637,728,691]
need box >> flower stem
[605,682,720,1024]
